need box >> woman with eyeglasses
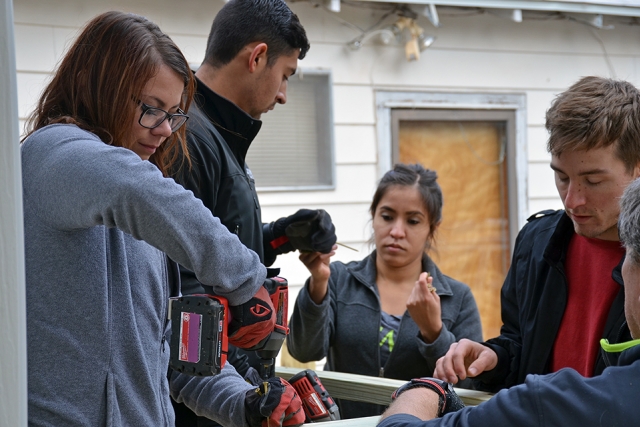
[20,11,283,427]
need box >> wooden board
[303,416,380,427]
[276,367,493,408]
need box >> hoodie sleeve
[21,125,265,305]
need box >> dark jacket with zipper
[174,77,265,296]
[474,209,630,392]
[171,78,267,427]
[287,251,483,419]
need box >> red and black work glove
[391,377,465,418]
[228,286,276,349]
[263,209,337,265]
[245,377,305,427]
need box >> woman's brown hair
[24,11,195,175]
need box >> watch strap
[391,378,449,417]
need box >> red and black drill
[167,273,340,423]
[288,369,341,422]
[167,270,288,378]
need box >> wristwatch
[391,377,454,417]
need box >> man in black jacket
[434,76,640,392]
[172,0,337,425]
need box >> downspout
[0,0,28,425]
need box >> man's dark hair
[546,76,640,172]
[203,0,310,67]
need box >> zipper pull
[161,336,166,353]
[379,367,384,377]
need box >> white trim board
[375,90,529,233]
[276,366,493,408]
[0,0,28,425]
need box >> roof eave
[348,0,640,18]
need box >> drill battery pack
[168,294,228,376]
[289,369,341,422]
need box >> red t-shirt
[550,234,624,377]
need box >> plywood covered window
[391,109,518,340]
[246,70,335,190]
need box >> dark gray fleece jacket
[287,251,482,419]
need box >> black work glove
[245,377,305,427]
[263,209,337,264]
[228,286,275,349]
[391,377,465,417]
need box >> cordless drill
[288,369,341,422]
[167,271,289,378]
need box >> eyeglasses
[137,101,189,132]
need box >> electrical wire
[588,27,617,79]
[560,13,617,79]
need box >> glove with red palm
[228,286,276,349]
[263,209,337,266]
[245,377,305,427]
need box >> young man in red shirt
[434,76,640,391]
[376,167,640,427]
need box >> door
[392,109,515,340]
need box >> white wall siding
[332,84,376,124]
[527,127,552,163]
[13,0,640,326]
[334,124,377,164]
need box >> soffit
[349,0,640,18]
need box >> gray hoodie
[22,124,265,426]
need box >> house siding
[13,0,640,311]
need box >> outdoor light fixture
[393,16,434,61]
[419,33,436,50]
[422,3,440,28]
[346,16,435,62]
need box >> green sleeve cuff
[600,338,640,353]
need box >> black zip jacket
[473,209,630,392]
[174,77,265,296]
[171,79,267,426]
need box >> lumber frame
[276,366,493,408]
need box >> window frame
[253,68,336,192]
[376,90,528,252]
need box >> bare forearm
[380,388,439,422]
[307,276,328,304]
[299,251,332,304]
